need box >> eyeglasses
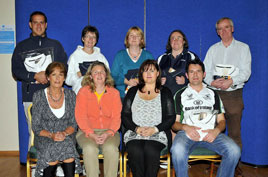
[129,34,141,39]
[92,71,106,75]
[170,36,183,41]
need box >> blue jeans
[171,131,241,177]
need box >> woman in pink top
[75,61,122,177]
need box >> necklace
[129,49,141,60]
[48,88,63,102]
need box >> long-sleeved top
[204,38,251,91]
[66,45,109,94]
[111,49,154,98]
[75,86,122,136]
[122,86,176,149]
[158,48,199,95]
[32,88,82,177]
[11,33,67,102]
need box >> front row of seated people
[32,59,240,177]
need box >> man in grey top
[204,17,251,176]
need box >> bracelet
[48,132,52,138]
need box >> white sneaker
[160,162,168,169]
[82,165,86,176]
[56,166,64,176]
[31,167,36,177]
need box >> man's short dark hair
[186,59,205,73]
[29,11,47,23]
[81,25,99,45]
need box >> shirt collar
[220,37,235,47]
[187,83,208,93]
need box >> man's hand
[219,79,233,90]
[183,125,201,141]
[175,76,185,85]
[211,78,233,90]
[34,71,48,84]
[202,128,221,143]
[211,78,224,88]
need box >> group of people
[11,10,251,177]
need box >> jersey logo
[193,100,203,105]
[186,93,194,100]
[203,94,211,100]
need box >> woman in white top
[66,25,109,94]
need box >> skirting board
[0,151,19,156]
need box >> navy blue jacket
[11,34,67,102]
[158,49,199,95]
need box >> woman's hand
[161,77,167,85]
[124,78,138,86]
[51,132,66,141]
[88,133,100,144]
[88,133,111,145]
[77,71,82,78]
[175,76,185,85]
[97,132,111,145]
[137,127,157,137]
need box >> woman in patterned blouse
[32,62,82,177]
[122,59,176,177]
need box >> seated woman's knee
[63,158,75,163]
[48,160,59,166]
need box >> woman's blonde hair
[81,61,114,92]
[124,26,145,49]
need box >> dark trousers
[43,162,75,177]
[126,140,165,177]
[217,89,244,149]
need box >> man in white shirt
[204,17,251,177]
[171,59,240,177]
[204,17,251,150]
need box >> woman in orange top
[75,61,122,177]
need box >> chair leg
[172,168,175,177]
[124,153,127,177]
[119,152,123,177]
[167,154,171,177]
[26,157,31,177]
[210,162,214,177]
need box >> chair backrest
[28,104,34,146]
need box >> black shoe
[235,166,243,177]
